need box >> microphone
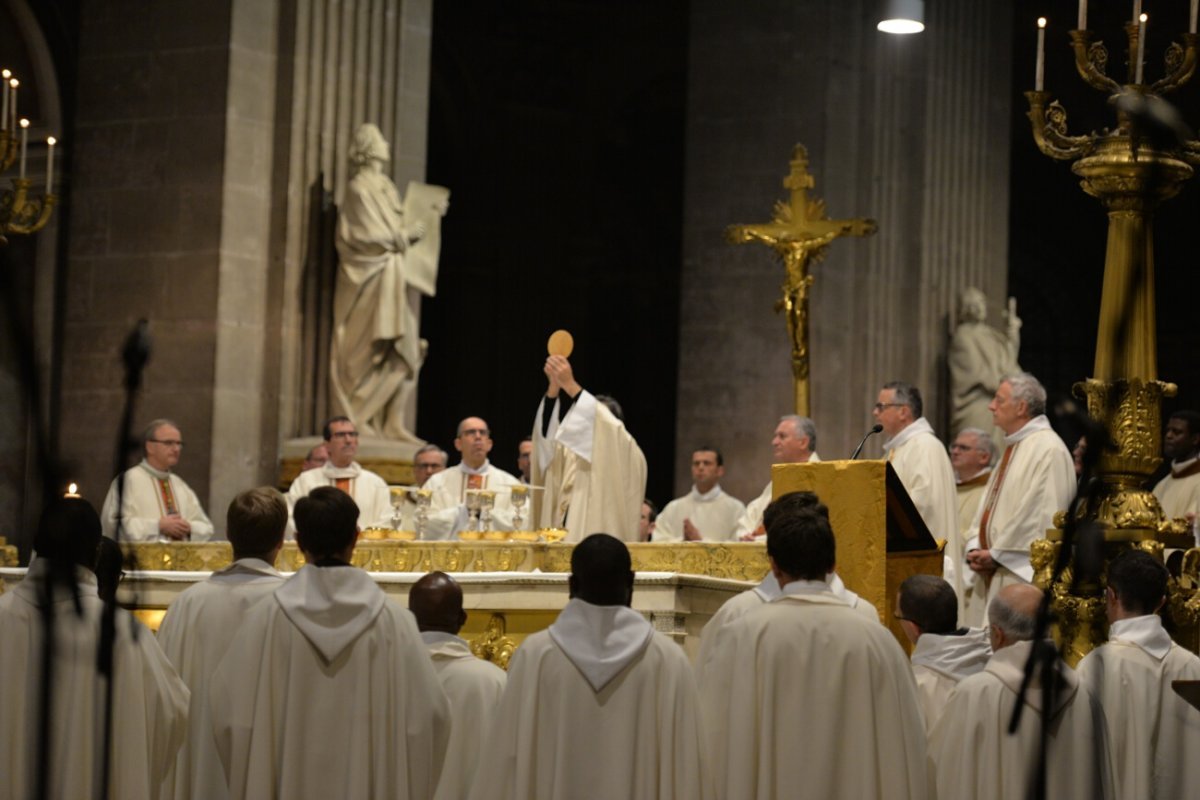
[849,424,883,460]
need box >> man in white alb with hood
[410,571,507,800]
[157,487,289,800]
[468,533,711,800]
[210,487,450,799]
[1077,550,1200,800]
[894,574,990,733]
[285,416,391,535]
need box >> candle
[1,70,9,133]
[9,78,17,133]
[65,482,80,499]
[1192,0,1198,34]
[1036,18,1047,91]
[1133,0,1141,26]
[1136,13,1147,84]
[18,118,28,179]
[1078,0,1087,30]
[46,136,55,189]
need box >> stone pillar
[677,0,1012,501]
[60,0,432,532]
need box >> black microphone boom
[850,424,884,460]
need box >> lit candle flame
[47,136,56,145]
[1140,13,1147,23]
[1038,17,1047,28]
[19,117,28,129]
[65,482,79,497]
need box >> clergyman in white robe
[285,459,391,535]
[962,414,1074,625]
[733,453,821,540]
[1,500,189,800]
[884,417,958,552]
[1152,456,1200,522]
[158,557,286,800]
[910,627,991,732]
[652,484,745,542]
[422,460,522,539]
[209,563,450,798]
[101,460,214,542]
[532,388,647,542]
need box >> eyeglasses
[414,462,442,472]
[459,428,490,438]
[873,402,904,412]
[330,431,359,440]
[148,439,184,448]
[948,443,983,452]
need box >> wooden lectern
[772,459,944,652]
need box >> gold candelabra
[0,68,58,246]
[1024,9,1200,663]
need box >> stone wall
[676,0,1012,501]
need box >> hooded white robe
[101,460,214,542]
[652,484,746,542]
[285,460,392,536]
[1076,614,1200,800]
[532,390,647,542]
[156,558,285,800]
[909,626,991,732]
[467,598,712,800]
[0,560,189,800]
[928,639,1114,800]
[209,564,450,799]
[962,416,1075,625]
[710,581,928,800]
[422,461,523,539]
[422,631,507,800]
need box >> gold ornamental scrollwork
[469,613,517,670]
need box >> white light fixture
[877,0,925,34]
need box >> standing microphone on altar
[850,424,883,460]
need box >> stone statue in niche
[949,287,1022,442]
[331,123,449,441]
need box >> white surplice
[909,626,991,733]
[422,631,507,800]
[0,560,189,800]
[1152,457,1200,523]
[209,564,450,800]
[928,639,1114,800]
[422,461,523,539]
[962,416,1075,624]
[157,558,285,800]
[709,581,928,800]
[532,390,647,542]
[101,460,214,542]
[467,598,712,800]
[652,484,746,542]
[732,453,822,539]
[1076,614,1200,800]
[285,460,392,536]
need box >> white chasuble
[928,640,1114,800]
[209,564,450,799]
[885,419,959,546]
[422,461,523,539]
[0,561,189,800]
[157,558,285,800]
[285,460,392,536]
[101,460,214,542]
[710,582,928,800]
[1076,614,1200,800]
[532,390,647,542]
[467,599,712,800]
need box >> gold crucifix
[726,144,877,416]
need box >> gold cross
[726,144,877,415]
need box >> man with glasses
[423,417,522,539]
[286,416,391,535]
[949,427,995,535]
[101,418,214,541]
[414,443,449,487]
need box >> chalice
[465,489,483,531]
[510,485,529,531]
[477,490,496,532]
[413,488,432,539]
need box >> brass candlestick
[1025,20,1200,663]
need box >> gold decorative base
[0,536,16,567]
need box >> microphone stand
[849,424,883,460]
[96,320,151,800]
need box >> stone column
[677,0,1012,501]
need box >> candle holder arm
[1025,93,1096,161]
[1,180,57,237]
[1069,31,1121,93]
[1150,34,1199,95]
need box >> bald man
[469,534,711,799]
[423,417,523,538]
[411,572,506,800]
[928,584,1113,800]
